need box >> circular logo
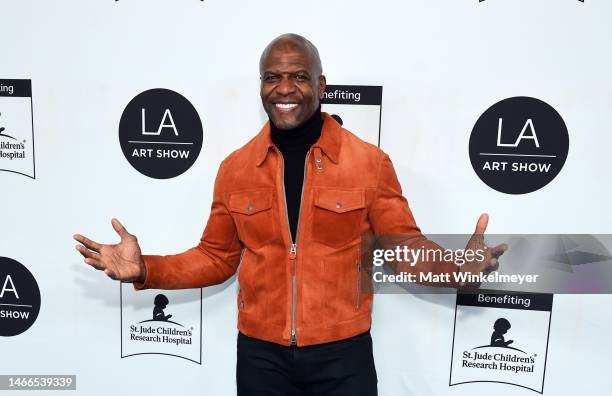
[119,89,203,179]
[469,97,569,194]
[0,257,41,337]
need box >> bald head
[259,33,323,77]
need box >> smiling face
[260,38,326,130]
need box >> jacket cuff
[132,255,157,290]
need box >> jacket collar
[255,112,341,167]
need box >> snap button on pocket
[312,188,365,248]
[229,189,276,248]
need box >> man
[74,33,506,395]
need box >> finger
[73,234,102,252]
[75,244,101,260]
[84,257,105,271]
[490,243,508,258]
[488,258,499,272]
[111,218,130,240]
[474,213,489,235]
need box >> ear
[319,74,327,99]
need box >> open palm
[74,218,145,282]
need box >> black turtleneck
[270,106,323,242]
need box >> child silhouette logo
[473,317,525,353]
[0,112,17,140]
[153,294,172,322]
[137,293,184,327]
[490,318,513,347]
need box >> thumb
[111,218,130,240]
[474,213,489,235]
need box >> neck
[270,106,323,150]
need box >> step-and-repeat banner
[1,0,611,395]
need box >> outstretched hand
[74,218,145,283]
[458,213,508,288]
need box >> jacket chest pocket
[312,188,365,248]
[229,189,276,248]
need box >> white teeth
[275,103,298,109]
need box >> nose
[275,75,297,96]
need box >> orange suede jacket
[134,112,459,346]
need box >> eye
[293,74,309,81]
[263,75,279,82]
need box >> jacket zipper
[276,146,311,346]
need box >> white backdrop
[1,0,611,394]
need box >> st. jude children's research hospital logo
[120,284,203,364]
[0,79,35,179]
[320,84,382,147]
[450,290,553,393]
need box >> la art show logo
[0,257,41,337]
[469,97,569,194]
[0,79,35,179]
[119,88,203,179]
[120,284,202,364]
[450,290,553,393]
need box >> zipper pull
[290,243,297,276]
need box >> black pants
[236,330,378,396]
